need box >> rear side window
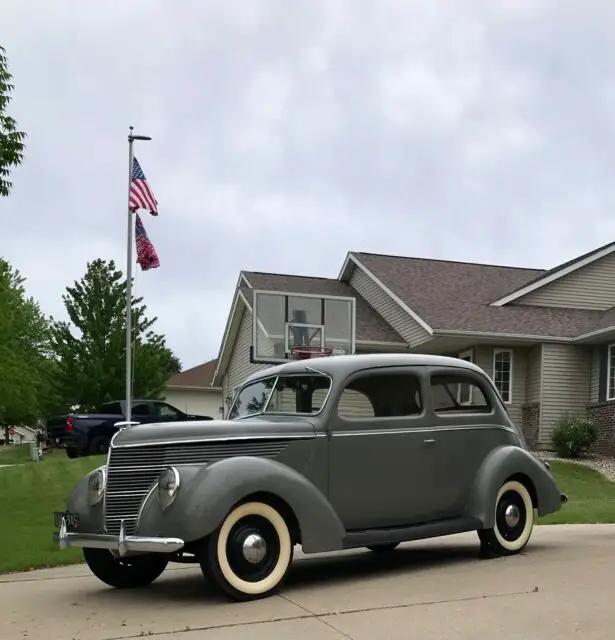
[338,373,423,420]
[100,402,122,414]
[430,373,491,414]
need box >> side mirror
[113,420,141,430]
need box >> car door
[426,367,511,520]
[327,367,438,531]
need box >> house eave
[491,242,615,307]
[165,384,222,392]
[574,326,615,343]
[342,253,434,335]
[432,329,573,343]
[213,282,253,386]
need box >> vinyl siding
[516,251,615,309]
[474,346,527,428]
[222,308,269,411]
[163,388,223,418]
[349,266,430,346]
[540,344,592,443]
[525,345,542,404]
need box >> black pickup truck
[46,399,213,458]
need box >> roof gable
[491,241,615,306]
[166,359,219,389]
[350,251,601,338]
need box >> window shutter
[598,346,609,403]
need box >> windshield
[228,374,331,420]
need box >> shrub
[551,413,597,459]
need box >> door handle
[423,438,436,445]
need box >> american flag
[135,214,160,271]
[129,157,158,215]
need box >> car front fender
[64,467,105,533]
[137,456,346,553]
[465,446,564,528]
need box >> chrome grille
[104,439,290,535]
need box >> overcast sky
[3,1,615,370]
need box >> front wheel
[83,548,168,588]
[201,501,294,601]
[478,480,535,556]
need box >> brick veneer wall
[521,402,540,449]
[586,402,615,455]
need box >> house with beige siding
[164,359,223,419]
[213,241,615,454]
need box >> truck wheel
[201,501,294,601]
[478,480,535,556]
[89,435,111,455]
[83,548,168,588]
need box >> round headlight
[88,467,106,506]
[158,467,180,510]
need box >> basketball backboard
[250,290,356,364]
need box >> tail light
[66,416,74,433]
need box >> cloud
[2,0,615,369]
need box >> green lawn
[0,455,613,574]
[0,450,105,574]
[538,460,615,524]
[0,443,35,465]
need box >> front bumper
[53,517,185,558]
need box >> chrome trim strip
[331,424,517,437]
[54,517,183,557]
[135,484,157,529]
[110,433,316,449]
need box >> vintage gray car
[53,354,566,601]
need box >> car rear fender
[139,456,346,553]
[465,446,563,527]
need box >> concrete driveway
[1,524,613,639]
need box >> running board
[342,517,482,550]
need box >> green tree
[0,46,26,197]
[0,259,54,440]
[51,259,181,412]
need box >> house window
[607,345,615,400]
[493,349,513,404]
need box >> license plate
[55,438,59,444]
[54,511,79,529]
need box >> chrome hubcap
[504,504,521,529]
[242,533,267,564]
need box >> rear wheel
[89,435,111,455]
[83,548,168,588]
[478,480,535,556]
[201,501,294,601]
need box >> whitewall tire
[478,480,535,555]
[202,501,293,601]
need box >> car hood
[111,416,316,447]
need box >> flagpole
[125,126,151,425]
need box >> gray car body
[63,354,564,554]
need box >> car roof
[242,353,486,384]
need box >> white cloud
[2,0,615,368]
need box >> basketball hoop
[291,345,333,360]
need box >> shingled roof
[242,271,404,344]
[166,359,219,389]
[350,252,603,338]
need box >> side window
[132,403,151,417]
[430,373,491,414]
[338,373,423,420]
[156,403,180,419]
